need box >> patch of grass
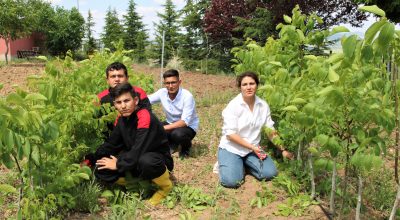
[70,181,102,213]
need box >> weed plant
[70,181,101,213]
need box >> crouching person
[88,82,173,205]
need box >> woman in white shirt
[218,71,293,188]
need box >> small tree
[152,0,181,64]
[84,10,97,54]
[123,0,148,62]
[0,0,34,64]
[45,7,85,56]
[102,7,124,51]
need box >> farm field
[0,62,331,219]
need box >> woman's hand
[96,155,118,170]
[282,150,294,160]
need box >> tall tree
[353,0,400,23]
[0,0,35,64]
[45,7,85,56]
[102,7,124,51]
[180,0,210,70]
[203,0,367,72]
[123,0,148,62]
[84,10,97,54]
[152,0,181,64]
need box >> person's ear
[135,97,139,105]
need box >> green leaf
[31,145,40,166]
[342,35,358,59]
[6,93,25,105]
[317,86,334,96]
[291,98,307,105]
[377,22,395,49]
[282,105,298,112]
[308,147,319,155]
[364,20,386,44]
[329,26,350,36]
[283,15,292,23]
[23,138,31,157]
[269,61,282,67]
[359,5,386,17]
[0,83,3,90]
[24,93,48,102]
[101,190,114,198]
[328,68,339,82]
[304,55,317,61]
[0,184,17,194]
[76,173,90,180]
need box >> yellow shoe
[115,177,126,186]
[148,169,173,206]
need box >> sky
[46,0,395,40]
[46,0,185,38]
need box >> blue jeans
[218,148,278,188]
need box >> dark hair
[110,82,138,99]
[163,69,179,79]
[106,62,128,78]
[236,71,259,88]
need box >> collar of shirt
[237,94,263,108]
[165,87,182,102]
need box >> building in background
[0,33,44,61]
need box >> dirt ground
[0,63,329,219]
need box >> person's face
[163,76,181,94]
[240,76,257,99]
[107,69,128,88]
[113,92,138,117]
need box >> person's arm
[148,89,162,105]
[226,133,262,154]
[164,120,187,131]
[264,127,294,160]
[93,123,124,168]
[116,109,151,173]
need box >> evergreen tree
[123,0,148,62]
[102,7,123,51]
[84,10,97,54]
[180,0,209,70]
[152,0,181,64]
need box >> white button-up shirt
[219,93,275,157]
[149,87,199,131]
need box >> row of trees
[2,0,400,72]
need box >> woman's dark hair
[106,62,128,78]
[110,82,138,99]
[163,69,179,79]
[236,71,259,88]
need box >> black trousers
[163,122,196,153]
[95,152,173,183]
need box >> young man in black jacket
[88,82,173,205]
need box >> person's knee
[257,167,278,181]
[219,175,242,188]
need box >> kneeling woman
[218,71,293,188]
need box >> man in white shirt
[149,69,199,158]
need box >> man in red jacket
[90,82,173,205]
[97,62,151,110]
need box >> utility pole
[160,30,165,86]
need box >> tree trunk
[330,159,337,216]
[308,153,315,199]
[355,175,363,220]
[4,37,10,64]
[297,140,302,161]
[394,63,399,184]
